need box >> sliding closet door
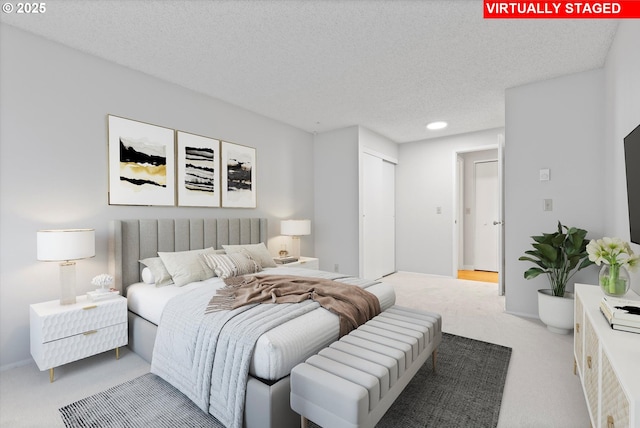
[362,152,395,280]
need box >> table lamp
[281,219,311,260]
[37,229,95,305]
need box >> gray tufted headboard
[109,218,268,295]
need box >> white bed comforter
[150,269,392,428]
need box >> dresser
[574,284,640,427]
[30,295,127,382]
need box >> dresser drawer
[31,297,127,342]
[31,322,127,370]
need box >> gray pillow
[157,247,217,286]
[201,252,262,279]
[222,242,277,268]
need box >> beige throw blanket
[207,274,381,336]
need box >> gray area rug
[60,333,511,428]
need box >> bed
[108,218,396,428]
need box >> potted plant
[519,221,593,334]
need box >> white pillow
[158,247,217,286]
[222,242,277,268]
[139,257,173,286]
[201,252,262,279]
[141,267,155,284]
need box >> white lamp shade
[37,229,95,261]
[281,219,311,236]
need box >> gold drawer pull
[607,415,614,428]
[83,305,97,310]
[83,330,98,335]
[575,322,580,333]
[587,356,592,369]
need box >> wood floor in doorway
[458,270,499,283]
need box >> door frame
[452,137,505,295]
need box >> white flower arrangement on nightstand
[92,273,114,292]
[88,274,119,301]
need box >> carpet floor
[59,333,511,428]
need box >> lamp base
[292,236,301,260]
[59,262,77,305]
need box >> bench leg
[432,349,438,372]
[301,416,309,428]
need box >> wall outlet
[334,264,339,272]
[543,199,553,211]
[436,206,442,214]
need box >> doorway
[453,142,504,294]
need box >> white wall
[0,25,315,369]
[504,69,605,317]
[358,127,398,160]
[603,21,640,294]
[313,127,360,274]
[396,128,503,275]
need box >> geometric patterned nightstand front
[30,295,127,382]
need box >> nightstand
[30,295,127,382]
[278,257,319,270]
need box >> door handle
[493,221,503,225]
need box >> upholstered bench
[290,306,442,428]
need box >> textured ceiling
[1,1,618,143]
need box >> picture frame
[176,131,220,207]
[221,141,256,208]
[108,115,176,206]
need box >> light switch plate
[543,199,553,211]
[540,168,550,181]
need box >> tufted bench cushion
[290,305,442,428]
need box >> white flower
[91,274,114,287]
[586,237,637,271]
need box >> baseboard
[503,309,540,320]
[0,357,32,372]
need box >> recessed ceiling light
[426,121,448,130]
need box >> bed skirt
[127,311,300,428]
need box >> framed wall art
[176,131,220,207]
[221,141,256,208]
[108,115,176,206]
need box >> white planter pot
[537,289,574,334]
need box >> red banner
[484,1,640,18]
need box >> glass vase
[599,264,630,297]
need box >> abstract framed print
[221,141,256,208]
[107,115,176,206]
[176,131,220,207]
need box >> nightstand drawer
[31,322,127,370]
[31,297,126,342]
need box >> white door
[362,152,395,280]
[474,161,499,272]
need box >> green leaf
[524,267,546,280]
[533,243,558,262]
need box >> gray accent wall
[504,21,640,315]
[504,69,605,317]
[0,25,314,368]
[603,21,640,294]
